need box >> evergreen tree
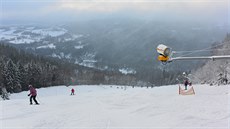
[17,62,27,91]
[3,59,21,93]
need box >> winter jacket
[184,80,189,86]
[71,88,75,93]
[29,87,37,96]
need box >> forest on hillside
[0,43,140,94]
[0,44,76,93]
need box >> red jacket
[71,88,75,93]
[29,87,37,96]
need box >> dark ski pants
[185,85,188,90]
[30,95,39,104]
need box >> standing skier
[28,85,39,105]
[71,88,75,95]
[184,79,189,90]
[177,72,193,91]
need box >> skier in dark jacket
[28,85,39,105]
[184,79,189,90]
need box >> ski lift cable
[178,42,225,53]
[174,48,230,54]
[174,42,226,57]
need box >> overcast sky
[0,0,229,25]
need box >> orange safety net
[179,85,195,95]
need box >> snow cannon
[156,44,172,62]
[156,44,171,56]
[158,55,169,62]
[156,44,230,64]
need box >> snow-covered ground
[119,68,136,75]
[1,84,229,129]
[0,26,82,44]
[37,44,56,49]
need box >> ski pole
[36,95,42,104]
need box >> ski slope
[1,84,229,129]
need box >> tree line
[0,43,143,94]
[0,43,76,93]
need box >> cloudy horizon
[0,0,229,25]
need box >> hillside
[1,84,229,129]
[192,34,230,85]
[0,20,227,85]
[0,44,139,93]
[0,44,77,93]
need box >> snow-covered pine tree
[2,59,21,93]
[17,62,27,91]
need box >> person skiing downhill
[28,85,39,105]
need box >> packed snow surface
[1,84,229,129]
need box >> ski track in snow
[0,84,229,129]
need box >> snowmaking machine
[156,44,230,64]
